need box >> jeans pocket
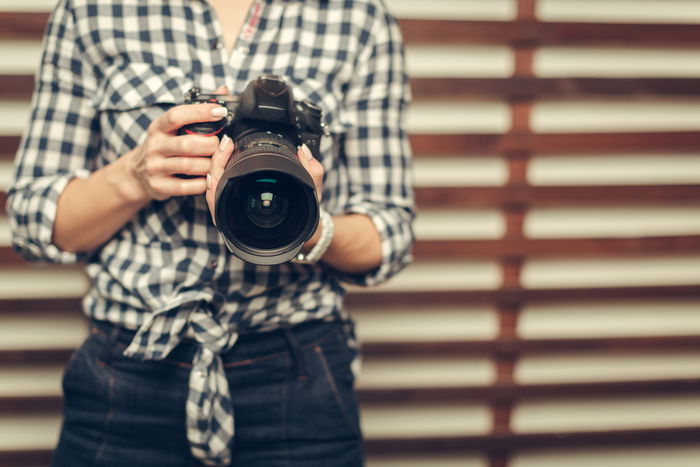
[286,332,362,440]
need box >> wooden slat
[346,285,700,308]
[0,450,51,467]
[409,132,700,157]
[399,20,700,46]
[359,379,700,405]
[0,297,81,313]
[5,76,700,102]
[0,75,33,100]
[412,236,700,260]
[0,12,47,40]
[415,185,700,208]
[362,335,700,357]
[2,285,698,315]
[0,396,61,413]
[3,378,700,414]
[0,349,73,365]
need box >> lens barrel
[214,132,319,265]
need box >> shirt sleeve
[6,0,99,263]
[334,5,415,287]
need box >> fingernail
[301,144,313,161]
[211,106,227,118]
[206,173,212,189]
[219,134,230,151]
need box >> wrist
[115,148,151,205]
[295,209,334,264]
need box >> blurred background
[1,0,700,466]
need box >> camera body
[181,74,328,265]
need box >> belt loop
[98,323,120,366]
[283,326,307,379]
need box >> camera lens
[244,178,288,230]
[222,170,310,251]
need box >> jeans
[51,319,364,467]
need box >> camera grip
[178,120,226,138]
[174,122,226,179]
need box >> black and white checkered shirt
[7,0,413,464]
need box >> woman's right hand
[124,102,229,201]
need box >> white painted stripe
[525,206,700,238]
[529,154,700,186]
[368,454,487,467]
[0,414,60,450]
[354,261,502,292]
[0,0,57,12]
[517,351,700,384]
[0,100,514,136]
[357,356,494,389]
[0,101,30,136]
[361,403,491,437]
[0,365,63,396]
[3,0,513,20]
[0,43,515,79]
[538,0,700,24]
[512,394,700,432]
[386,0,516,21]
[351,306,499,341]
[513,444,700,467]
[535,47,700,78]
[414,209,505,240]
[0,311,86,350]
[408,101,511,134]
[3,44,515,79]
[407,45,514,78]
[0,160,13,191]
[0,268,87,298]
[0,40,42,75]
[519,299,700,338]
[0,218,10,246]
[412,158,509,187]
[522,256,700,289]
[531,99,700,133]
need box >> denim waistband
[89,317,341,367]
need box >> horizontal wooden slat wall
[1,1,700,467]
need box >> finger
[211,135,233,181]
[213,85,230,94]
[159,156,213,177]
[297,144,324,201]
[150,176,208,198]
[206,135,235,222]
[162,134,220,157]
[154,103,228,135]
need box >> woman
[7,0,414,465]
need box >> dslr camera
[181,74,328,265]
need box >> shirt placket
[204,0,266,90]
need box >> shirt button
[237,45,249,55]
[212,40,223,50]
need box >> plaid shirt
[7,0,413,464]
